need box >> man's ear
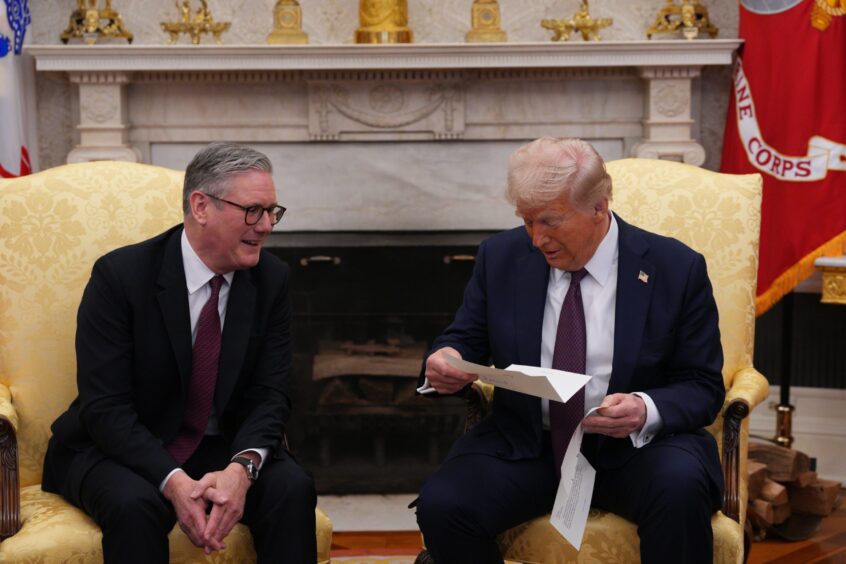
[189,191,210,225]
[593,197,609,219]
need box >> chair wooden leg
[0,416,20,540]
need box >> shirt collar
[181,228,235,295]
[551,213,619,287]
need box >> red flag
[721,0,846,315]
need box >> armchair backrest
[0,162,184,487]
[607,158,763,391]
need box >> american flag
[0,0,32,178]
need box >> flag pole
[774,292,794,448]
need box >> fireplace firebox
[268,234,488,494]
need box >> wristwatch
[231,456,259,481]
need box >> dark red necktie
[550,268,587,478]
[167,275,224,465]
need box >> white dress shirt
[541,214,662,447]
[159,230,267,490]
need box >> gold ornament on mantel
[356,0,413,44]
[161,0,231,45]
[267,0,308,44]
[646,0,718,40]
[541,0,612,42]
[466,0,507,43]
[60,0,133,45]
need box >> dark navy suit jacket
[420,214,726,497]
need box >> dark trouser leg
[592,443,719,564]
[414,441,557,564]
[241,451,318,564]
[77,458,177,564]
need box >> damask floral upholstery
[0,161,332,563]
[487,158,770,563]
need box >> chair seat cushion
[497,509,743,563]
[0,485,332,564]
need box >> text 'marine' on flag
[720,0,846,316]
[0,0,32,179]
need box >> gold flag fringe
[756,230,846,316]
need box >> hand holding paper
[443,355,590,404]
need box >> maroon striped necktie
[550,268,587,479]
[167,275,224,465]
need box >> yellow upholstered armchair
[0,161,332,563]
[421,158,770,564]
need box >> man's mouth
[242,239,260,247]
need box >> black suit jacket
[420,214,726,493]
[43,225,292,494]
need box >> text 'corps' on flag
[0,0,31,178]
[721,0,846,315]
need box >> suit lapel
[215,268,255,414]
[515,244,550,367]
[157,228,192,397]
[610,215,654,395]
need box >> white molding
[749,385,846,485]
[27,40,742,72]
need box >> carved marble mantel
[29,41,740,166]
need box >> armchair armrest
[0,383,20,540]
[721,367,769,523]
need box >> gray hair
[182,142,273,215]
[505,137,612,211]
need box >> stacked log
[746,442,842,540]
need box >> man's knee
[93,481,174,534]
[255,459,317,515]
[416,476,479,536]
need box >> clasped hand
[163,463,252,554]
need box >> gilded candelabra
[60,0,133,44]
[541,0,612,42]
[466,0,507,43]
[646,0,718,40]
[356,0,413,43]
[161,0,231,45]
[267,0,308,44]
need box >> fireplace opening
[268,236,486,494]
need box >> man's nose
[254,209,273,231]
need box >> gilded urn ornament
[267,0,308,44]
[356,0,413,43]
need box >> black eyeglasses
[204,194,287,226]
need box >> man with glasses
[42,142,316,563]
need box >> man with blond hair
[414,138,725,563]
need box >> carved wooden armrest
[720,367,769,523]
[0,383,20,540]
[464,381,494,432]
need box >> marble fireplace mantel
[28,41,740,231]
[29,41,740,165]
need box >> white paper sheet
[550,406,601,550]
[442,355,590,404]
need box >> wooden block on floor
[749,442,810,483]
[761,478,788,505]
[748,461,767,500]
[788,479,842,517]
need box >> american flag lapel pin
[638,270,649,284]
